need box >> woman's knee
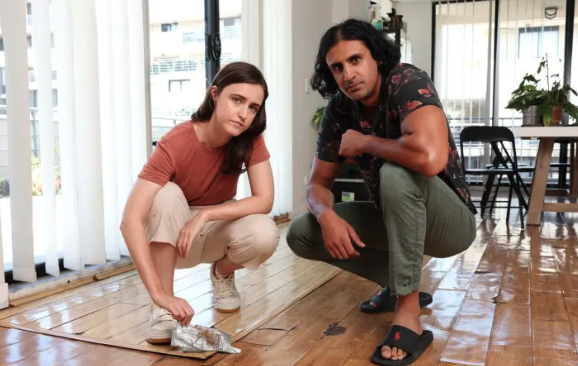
[228,215,280,269]
[151,182,189,215]
[146,182,190,245]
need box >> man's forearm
[306,183,335,222]
[360,134,447,177]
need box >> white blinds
[0,0,37,283]
[32,0,59,277]
[0,0,149,290]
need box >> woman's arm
[120,179,164,295]
[200,159,274,222]
[120,179,194,325]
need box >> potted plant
[535,59,578,125]
[506,72,544,126]
[508,58,578,126]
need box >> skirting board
[0,263,341,359]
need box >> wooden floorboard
[3,205,578,364]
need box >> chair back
[459,126,519,171]
[460,126,515,144]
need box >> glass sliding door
[434,0,496,183]
[496,0,568,185]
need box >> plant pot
[522,106,541,126]
[552,106,564,125]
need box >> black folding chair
[460,126,529,228]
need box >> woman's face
[211,83,264,137]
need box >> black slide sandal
[360,288,433,314]
[370,325,434,365]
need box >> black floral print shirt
[316,63,477,215]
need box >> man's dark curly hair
[310,18,401,99]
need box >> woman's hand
[151,292,195,326]
[176,211,208,258]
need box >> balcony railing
[150,59,201,74]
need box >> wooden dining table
[511,126,578,226]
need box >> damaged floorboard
[2,204,578,365]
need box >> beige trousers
[145,182,280,270]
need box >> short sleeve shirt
[316,63,477,215]
[138,120,270,206]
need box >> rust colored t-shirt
[138,120,270,206]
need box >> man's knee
[286,212,319,260]
[379,163,422,206]
[228,215,280,269]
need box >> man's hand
[176,211,208,258]
[319,210,365,259]
[339,129,366,157]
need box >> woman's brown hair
[192,62,268,175]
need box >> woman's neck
[194,116,232,149]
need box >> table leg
[571,142,578,198]
[526,137,555,225]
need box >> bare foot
[381,291,423,361]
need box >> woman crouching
[120,62,280,344]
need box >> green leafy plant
[312,106,325,130]
[506,73,544,112]
[536,59,578,125]
[507,58,578,126]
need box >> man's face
[325,39,380,104]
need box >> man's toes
[381,345,392,359]
[397,348,404,359]
[370,301,377,308]
[391,347,398,360]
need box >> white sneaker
[146,304,177,344]
[211,263,241,313]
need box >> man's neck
[361,73,382,108]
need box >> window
[161,23,178,32]
[518,26,560,59]
[220,15,242,67]
[168,79,190,93]
[0,38,3,51]
[434,0,570,186]
[182,32,204,43]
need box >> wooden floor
[0,207,578,365]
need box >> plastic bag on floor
[171,323,241,354]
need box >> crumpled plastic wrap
[171,323,241,354]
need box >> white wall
[349,0,369,20]
[332,0,350,23]
[393,1,432,75]
[290,0,334,215]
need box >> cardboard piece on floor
[0,322,213,359]
[0,263,341,359]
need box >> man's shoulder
[386,63,430,81]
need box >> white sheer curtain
[0,0,148,293]
[53,0,148,267]
[239,0,293,218]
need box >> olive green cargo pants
[286,162,476,296]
